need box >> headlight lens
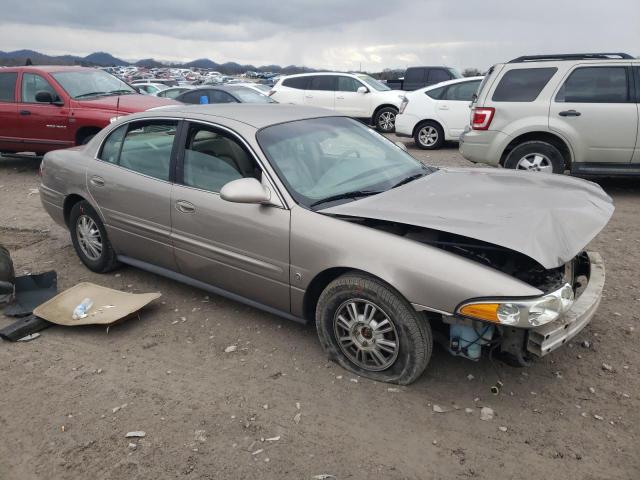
[458,283,574,328]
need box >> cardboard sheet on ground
[33,282,161,326]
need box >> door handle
[175,200,195,214]
[438,105,449,110]
[559,110,581,117]
[19,110,31,116]
[305,95,313,98]
[336,96,345,99]
[90,176,105,187]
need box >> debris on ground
[16,333,40,342]
[112,404,127,413]
[194,430,207,442]
[224,345,237,353]
[601,363,613,372]
[312,475,336,480]
[293,412,301,424]
[498,426,508,432]
[266,436,280,442]
[432,404,448,413]
[125,431,146,438]
[480,407,494,421]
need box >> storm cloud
[0,0,637,70]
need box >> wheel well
[63,194,86,227]
[75,127,102,146]
[412,119,443,138]
[372,103,398,119]
[500,132,572,168]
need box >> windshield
[51,70,135,99]
[356,74,390,91]
[257,117,433,208]
[228,86,276,103]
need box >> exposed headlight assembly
[457,283,574,328]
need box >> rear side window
[556,67,629,103]
[308,75,336,91]
[282,76,309,90]
[179,90,209,104]
[0,72,17,102]
[443,80,481,101]
[101,120,178,181]
[209,90,238,104]
[492,67,557,102]
[427,69,451,84]
[425,86,446,99]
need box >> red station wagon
[0,66,177,155]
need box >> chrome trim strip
[411,303,453,316]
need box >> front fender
[289,207,541,316]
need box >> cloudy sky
[0,0,638,71]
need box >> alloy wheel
[333,299,399,371]
[76,215,103,261]
[418,126,439,147]
[378,111,396,131]
[516,153,553,172]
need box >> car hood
[74,94,177,113]
[322,168,614,269]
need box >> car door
[171,121,291,312]
[633,65,640,165]
[549,64,638,165]
[303,75,336,110]
[334,76,368,117]
[18,72,74,151]
[436,79,482,139]
[88,118,179,271]
[0,71,19,151]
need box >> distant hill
[0,49,317,75]
[84,51,128,66]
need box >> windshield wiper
[107,89,135,95]
[310,190,382,208]
[74,91,111,99]
[391,172,427,189]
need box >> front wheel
[373,107,398,133]
[503,141,565,173]
[316,273,432,385]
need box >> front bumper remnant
[527,251,605,357]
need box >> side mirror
[220,178,271,204]
[357,86,368,94]
[35,91,54,103]
[394,141,408,152]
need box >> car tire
[414,121,444,150]
[373,107,398,133]
[69,200,120,273]
[503,141,565,174]
[316,273,432,385]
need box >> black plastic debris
[0,314,52,342]
[4,271,57,317]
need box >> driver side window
[21,73,59,103]
[181,123,260,193]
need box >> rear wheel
[69,201,120,273]
[503,141,565,173]
[373,107,398,133]
[316,273,432,384]
[414,121,444,150]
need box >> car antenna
[116,95,120,116]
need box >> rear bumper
[459,128,510,166]
[527,251,605,357]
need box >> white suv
[269,72,405,132]
[395,76,483,149]
[460,53,640,175]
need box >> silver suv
[460,53,640,175]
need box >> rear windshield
[492,67,557,102]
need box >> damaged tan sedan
[40,104,613,384]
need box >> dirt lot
[0,139,638,480]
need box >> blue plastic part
[449,323,494,361]
[199,95,209,104]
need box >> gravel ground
[0,138,638,480]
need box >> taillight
[471,107,495,130]
[399,97,409,114]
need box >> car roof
[421,76,484,91]
[280,72,361,78]
[145,103,337,129]
[0,65,96,73]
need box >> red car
[0,66,177,155]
